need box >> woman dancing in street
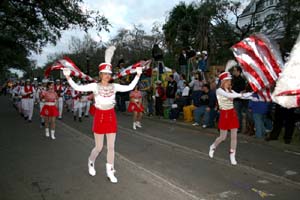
[63,49,142,183]
[40,81,59,139]
[128,85,144,130]
[208,72,252,165]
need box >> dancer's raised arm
[63,68,97,92]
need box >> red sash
[55,85,63,97]
[23,86,33,98]
[72,90,81,100]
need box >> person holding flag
[62,46,142,183]
[54,79,65,120]
[208,72,252,165]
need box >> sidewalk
[0,96,196,200]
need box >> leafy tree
[109,24,157,67]
[163,1,236,65]
[0,0,110,74]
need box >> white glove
[242,92,253,98]
[136,67,143,75]
[62,68,71,76]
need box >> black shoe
[265,136,278,141]
[28,120,32,123]
[79,117,82,122]
[41,122,45,127]
[284,140,291,144]
[73,116,77,121]
[58,117,62,120]
[24,116,28,120]
[85,115,89,118]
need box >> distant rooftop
[240,0,278,18]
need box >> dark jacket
[178,53,188,66]
[199,91,209,106]
[208,89,217,109]
[232,75,246,93]
[166,80,177,98]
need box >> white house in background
[238,0,283,39]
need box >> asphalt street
[1,96,300,200]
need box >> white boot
[209,144,215,158]
[50,130,56,140]
[45,128,50,137]
[106,163,118,183]
[133,122,136,130]
[230,150,237,165]
[136,121,142,128]
[88,160,96,176]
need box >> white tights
[212,129,237,152]
[89,133,116,165]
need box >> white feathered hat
[225,60,238,72]
[98,46,116,74]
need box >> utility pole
[86,55,90,75]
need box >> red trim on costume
[22,85,33,98]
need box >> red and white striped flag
[45,57,94,82]
[113,60,152,80]
[231,34,284,101]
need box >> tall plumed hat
[98,46,116,74]
[219,72,232,82]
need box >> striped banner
[231,34,284,101]
[45,57,94,82]
[113,59,152,80]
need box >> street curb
[120,112,300,153]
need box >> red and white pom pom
[272,34,300,108]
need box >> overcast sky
[30,0,250,68]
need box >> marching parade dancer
[128,85,144,130]
[40,81,59,139]
[20,79,36,122]
[36,79,48,126]
[71,83,82,122]
[208,72,252,165]
[62,46,142,183]
[64,84,73,112]
[81,91,92,118]
[11,81,22,115]
[54,79,65,120]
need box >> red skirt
[92,107,117,134]
[127,102,144,113]
[40,105,59,117]
[218,109,239,130]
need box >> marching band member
[55,79,65,120]
[208,72,252,165]
[20,79,36,122]
[128,85,144,130]
[36,79,48,126]
[81,91,92,118]
[64,84,73,112]
[12,81,22,115]
[40,81,59,139]
[71,82,82,122]
[62,50,142,183]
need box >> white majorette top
[216,88,242,110]
[67,75,140,110]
